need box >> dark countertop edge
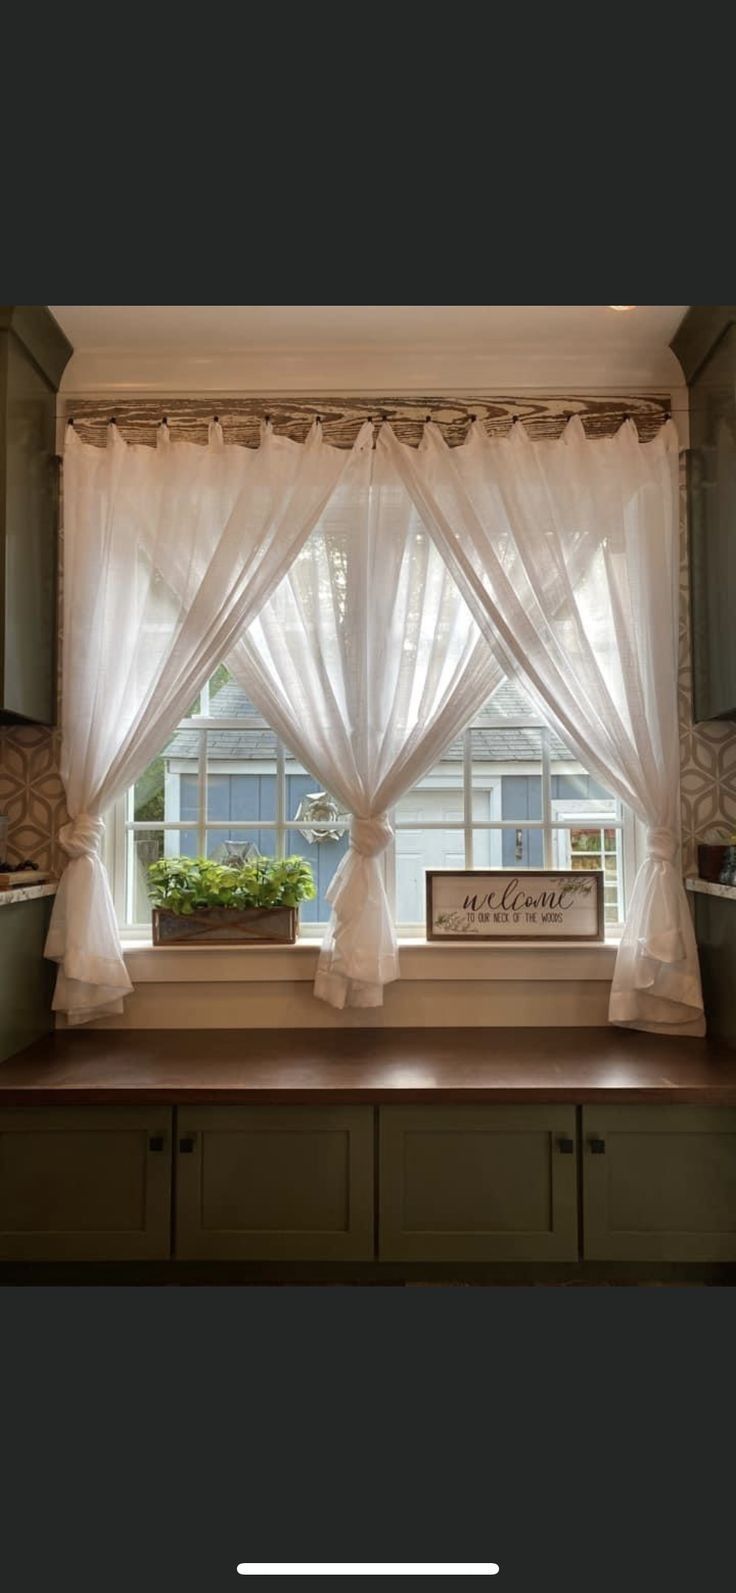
[2,1086,736,1105]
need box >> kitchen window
[107,668,636,938]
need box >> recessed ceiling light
[609,305,636,312]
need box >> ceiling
[50,305,689,393]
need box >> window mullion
[276,739,285,857]
[463,727,473,868]
[121,786,133,930]
[386,806,397,921]
[198,728,207,857]
[541,727,553,866]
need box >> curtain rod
[66,409,673,430]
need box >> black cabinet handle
[558,1137,574,1154]
[590,1137,606,1154]
[148,1135,164,1152]
[179,1136,196,1153]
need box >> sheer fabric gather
[46,414,704,1035]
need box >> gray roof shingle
[163,676,574,764]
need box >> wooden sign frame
[426,869,605,943]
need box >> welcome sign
[426,869,604,942]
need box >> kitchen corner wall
[2,405,735,889]
[678,457,736,873]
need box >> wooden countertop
[1,1028,735,1104]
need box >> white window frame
[106,710,640,942]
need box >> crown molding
[60,344,685,395]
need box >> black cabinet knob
[148,1135,164,1152]
[590,1137,606,1154]
[558,1137,574,1154]
[179,1136,196,1153]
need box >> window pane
[206,725,278,819]
[133,758,166,822]
[472,723,544,767]
[479,678,542,722]
[285,768,349,920]
[129,828,198,923]
[472,725,544,869]
[161,717,202,827]
[470,827,502,868]
[552,772,618,804]
[172,828,201,860]
[287,768,348,828]
[179,772,199,824]
[396,832,467,924]
[208,662,232,705]
[131,829,164,917]
[188,667,268,721]
[501,826,545,870]
[285,826,348,923]
[395,761,465,823]
[201,728,279,855]
[570,829,603,853]
[206,829,276,861]
[395,757,466,921]
[207,769,277,825]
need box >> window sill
[122,937,620,984]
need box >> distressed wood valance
[62,392,671,449]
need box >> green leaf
[147,853,317,913]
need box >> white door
[393,782,499,925]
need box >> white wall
[78,978,613,1029]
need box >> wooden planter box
[152,906,297,946]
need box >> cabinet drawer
[175,1106,374,1260]
[379,1105,578,1261]
[582,1106,736,1261]
[0,1108,173,1260]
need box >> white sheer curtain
[46,420,359,1025]
[228,435,503,1008]
[385,417,704,1035]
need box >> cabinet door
[0,897,55,1064]
[0,1108,173,1260]
[582,1106,736,1261]
[175,1106,374,1260]
[379,1105,578,1261]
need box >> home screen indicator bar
[236,1567,500,1578]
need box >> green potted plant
[147,855,316,945]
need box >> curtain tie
[59,814,105,860]
[646,827,678,863]
[349,814,393,859]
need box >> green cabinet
[0,307,72,725]
[0,1107,173,1260]
[0,897,55,1064]
[582,1106,736,1262]
[174,1105,374,1260]
[1,1095,733,1270]
[379,1104,579,1261]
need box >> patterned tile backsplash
[678,457,736,876]
[0,725,67,874]
[1,444,734,885]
